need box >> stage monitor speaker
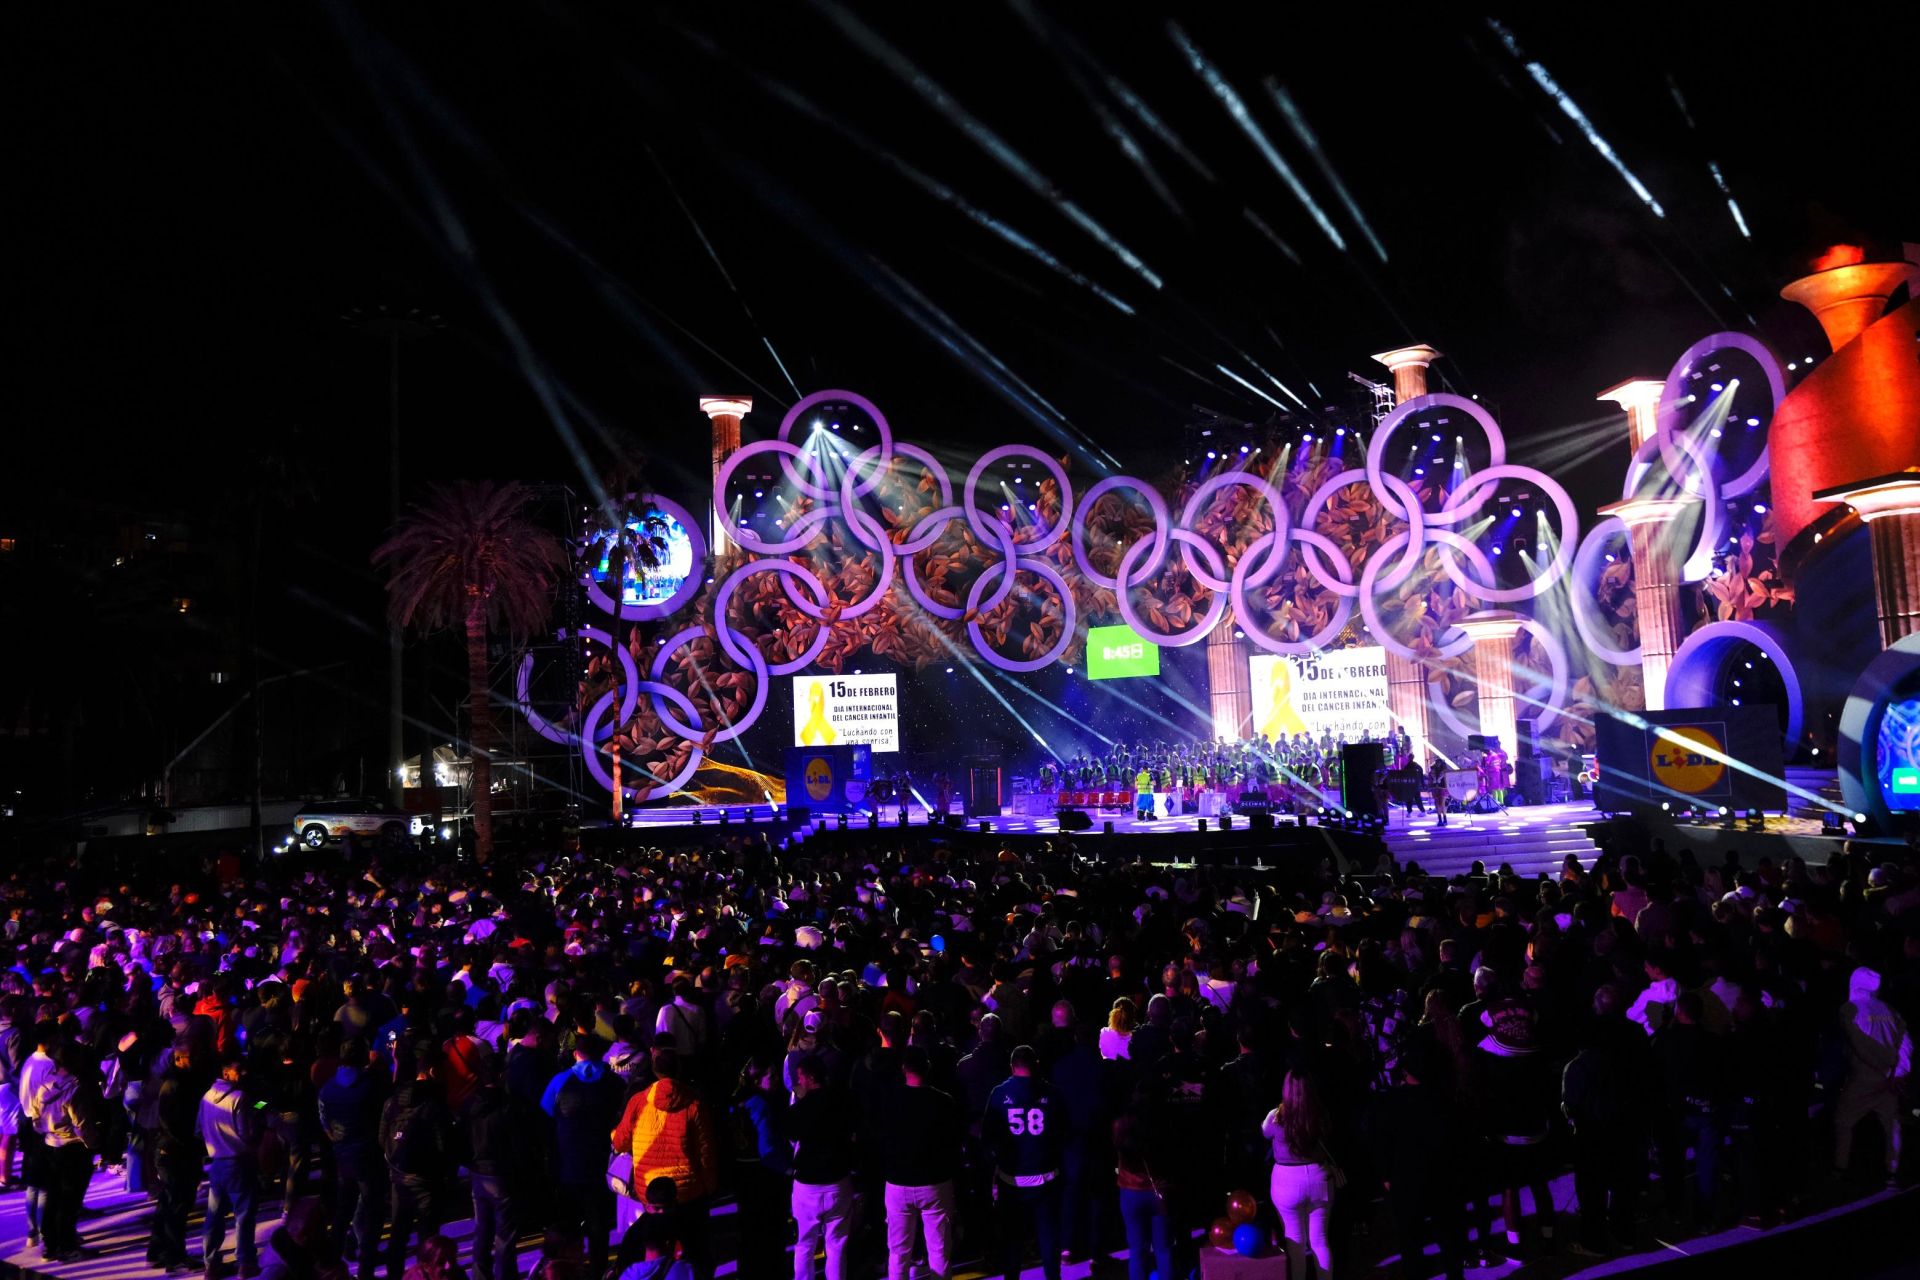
[1103,821,1115,835]
[1058,809,1093,832]
[786,805,810,824]
[1196,818,1207,832]
[943,812,964,829]
[1249,812,1274,832]
[1219,814,1234,831]
[1342,741,1387,816]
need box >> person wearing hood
[200,1052,262,1278]
[610,1046,720,1278]
[1833,966,1912,1180]
[542,1032,624,1276]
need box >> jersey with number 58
[983,1074,1059,1178]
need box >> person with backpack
[200,1052,263,1278]
[381,1040,453,1280]
[541,1032,625,1276]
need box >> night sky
[7,5,1916,805]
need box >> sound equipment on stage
[1058,809,1093,832]
[786,805,810,824]
[1249,812,1274,832]
[1196,818,1207,832]
[1219,814,1234,831]
[1103,821,1115,835]
[943,812,963,829]
[1342,741,1387,816]
[1466,734,1491,754]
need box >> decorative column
[1597,377,1665,454]
[1372,344,1443,757]
[1816,472,1920,647]
[1596,495,1696,710]
[1206,618,1251,742]
[1457,614,1525,754]
[699,396,752,552]
[1371,344,1443,406]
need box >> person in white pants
[787,1058,860,1280]
[878,1049,965,1280]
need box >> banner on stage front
[1248,647,1390,743]
[792,674,899,753]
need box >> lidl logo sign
[1086,624,1160,681]
[1891,769,1920,795]
[804,757,835,802]
[1650,725,1728,795]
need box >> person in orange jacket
[610,1047,720,1279]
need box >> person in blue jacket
[541,1034,625,1276]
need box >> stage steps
[1384,804,1605,878]
[1785,765,1846,820]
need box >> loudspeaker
[1466,734,1490,754]
[1058,809,1093,832]
[943,812,964,829]
[1219,814,1233,831]
[1249,812,1274,832]
[1196,818,1207,832]
[1103,821,1115,835]
[786,805,810,824]
[1342,741,1387,817]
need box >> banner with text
[1249,647,1391,743]
[1086,624,1161,680]
[791,674,900,754]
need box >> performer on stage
[1428,756,1450,827]
[1135,765,1154,820]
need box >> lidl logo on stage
[1087,624,1160,681]
[1650,725,1728,795]
[804,756,835,802]
[1892,769,1920,795]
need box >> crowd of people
[0,819,1913,1280]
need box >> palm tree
[373,481,567,862]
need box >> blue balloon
[1232,1223,1262,1258]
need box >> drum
[1444,770,1479,804]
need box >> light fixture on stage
[1745,809,1765,831]
[1719,806,1735,829]
[868,813,878,829]
[836,813,847,830]
[1822,811,1844,834]
[691,811,701,825]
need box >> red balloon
[1226,1190,1258,1225]
[1209,1217,1236,1250]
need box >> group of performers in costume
[1036,724,1418,818]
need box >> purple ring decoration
[900,517,1021,622]
[964,558,1077,673]
[783,506,896,621]
[714,441,836,554]
[1116,530,1227,648]
[1231,528,1354,655]
[581,683,704,798]
[840,442,953,553]
[516,626,639,745]
[775,389,894,500]
[1623,430,1724,579]
[1569,517,1642,667]
[1434,466,1579,603]
[647,624,770,745]
[1666,619,1803,749]
[1072,475,1171,591]
[1359,529,1486,661]
[964,445,1073,552]
[1299,468,1425,595]
[896,503,964,556]
[1656,332,1784,501]
[1179,471,1291,591]
[1364,394,1507,522]
[1515,619,1570,732]
[714,559,833,675]
[582,494,708,622]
